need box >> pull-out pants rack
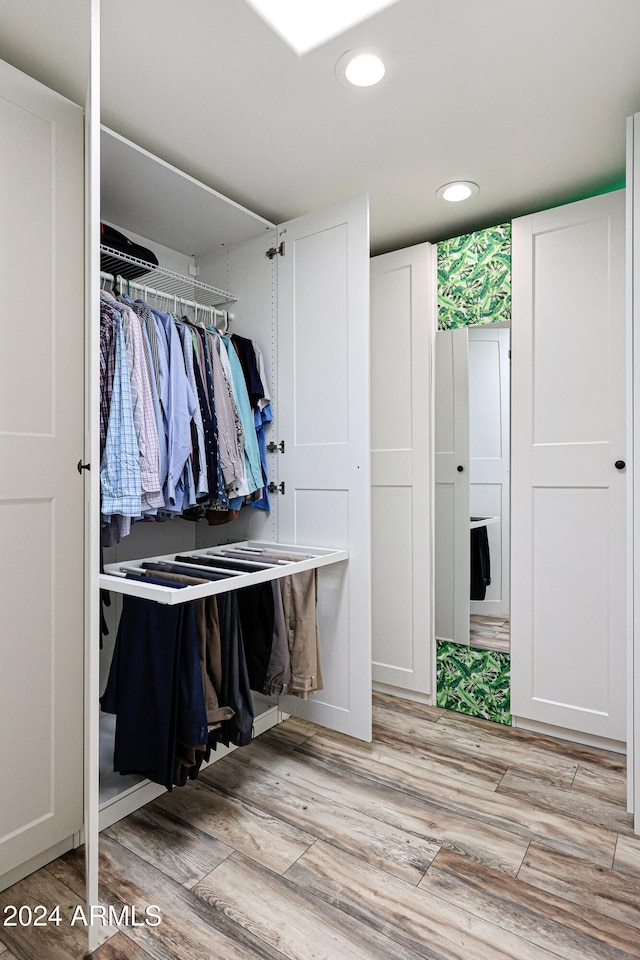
[101,540,348,603]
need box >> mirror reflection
[434,224,511,655]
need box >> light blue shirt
[151,309,197,512]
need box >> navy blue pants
[101,596,208,790]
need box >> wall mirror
[434,224,511,655]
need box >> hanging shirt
[231,332,267,408]
[177,320,208,499]
[139,319,167,497]
[112,297,163,513]
[252,339,272,412]
[247,338,273,511]
[191,325,228,508]
[129,299,168,489]
[246,401,272,512]
[205,328,245,494]
[99,299,120,460]
[150,307,197,511]
[220,334,263,495]
[100,315,142,519]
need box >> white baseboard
[372,682,435,706]
[512,715,626,755]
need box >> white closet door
[0,60,84,879]
[277,195,372,741]
[511,191,626,742]
[468,325,510,618]
[435,328,470,644]
[370,243,434,694]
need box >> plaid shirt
[100,317,142,519]
[99,298,120,459]
[118,301,163,512]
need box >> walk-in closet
[1,3,640,957]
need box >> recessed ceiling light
[243,0,403,55]
[436,181,480,202]
[336,48,391,88]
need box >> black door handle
[614,460,626,470]
[457,465,464,472]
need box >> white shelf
[101,539,348,605]
[470,516,500,530]
[101,126,275,259]
[100,244,237,307]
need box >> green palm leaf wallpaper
[437,223,511,330]
[436,641,511,724]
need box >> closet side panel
[276,195,372,741]
[370,244,433,696]
[0,59,84,880]
[197,231,279,548]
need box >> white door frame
[84,0,101,945]
[628,114,640,828]
[370,243,435,696]
[434,327,470,645]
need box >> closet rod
[100,270,235,333]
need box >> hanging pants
[101,595,208,791]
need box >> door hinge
[266,241,285,260]
[268,481,286,495]
[266,440,285,453]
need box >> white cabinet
[97,132,372,772]
[0,99,372,893]
[0,59,85,883]
[511,190,627,746]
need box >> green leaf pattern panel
[436,640,511,725]
[437,223,511,330]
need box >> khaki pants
[280,570,323,697]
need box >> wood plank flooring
[1,693,639,960]
[469,614,510,653]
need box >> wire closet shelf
[100,245,237,309]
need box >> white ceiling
[1,0,640,255]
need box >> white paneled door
[435,328,470,645]
[511,191,627,742]
[277,195,372,741]
[370,244,434,695]
[0,59,85,879]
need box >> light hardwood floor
[1,691,639,959]
[469,614,510,653]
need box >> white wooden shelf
[100,540,348,605]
